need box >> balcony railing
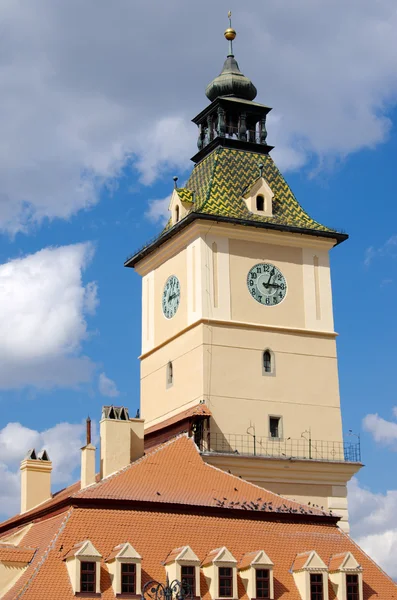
[200,433,361,463]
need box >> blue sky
[1,0,397,578]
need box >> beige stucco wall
[0,563,28,599]
[135,220,355,527]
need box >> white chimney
[81,416,96,489]
[20,449,52,513]
[100,406,144,479]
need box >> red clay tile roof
[328,552,361,572]
[237,551,263,570]
[75,435,327,517]
[1,511,71,600]
[0,544,36,563]
[145,405,211,435]
[291,551,312,572]
[163,547,186,565]
[3,507,397,599]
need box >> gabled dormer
[0,544,36,598]
[202,547,238,600]
[163,546,200,597]
[243,173,274,217]
[106,542,142,596]
[292,551,329,600]
[169,186,195,225]
[329,552,363,600]
[64,540,102,595]
[238,550,274,599]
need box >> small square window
[219,567,233,598]
[310,573,323,600]
[80,561,96,593]
[256,569,270,599]
[121,562,136,594]
[269,417,281,439]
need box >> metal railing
[200,432,361,463]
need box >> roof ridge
[12,508,73,600]
[74,432,190,497]
[338,527,397,586]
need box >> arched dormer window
[263,350,272,373]
[256,194,264,211]
[175,205,180,223]
[167,361,173,387]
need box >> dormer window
[175,205,180,223]
[163,546,200,598]
[292,551,328,600]
[219,567,233,597]
[64,540,102,595]
[202,547,237,600]
[238,550,274,600]
[256,195,264,211]
[105,542,142,597]
[81,561,96,593]
[329,552,363,600]
[243,177,274,217]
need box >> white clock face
[162,275,181,319]
[247,263,287,306]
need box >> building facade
[126,23,361,530]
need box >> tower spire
[205,15,257,102]
[225,11,236,57]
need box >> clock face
[162,275,181,319]
[247,263,287,306]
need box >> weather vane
[224,10,236,57]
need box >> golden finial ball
[224,27,236,41]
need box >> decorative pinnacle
[258,163,264,178]
[173,176,178,189]
[224,10,236,56]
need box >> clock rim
[246,262,287,307]
[162,274,181,319]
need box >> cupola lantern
[192,12,273,163]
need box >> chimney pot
[100,405,144,479]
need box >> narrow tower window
[263,350,272,373]
[256,194,264,211]
[269,416,281,439]
[175,205,180,223]
[167,361,173,386]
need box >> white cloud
[145,195,171,226]
[365,235,397,266]
[0,419,97,518]
[0,1,396,232]
[349,478,397,579]
[363,410,397,449]
[98,372,120,398]
[0,243,98,389]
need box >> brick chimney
[100,406,144,479]
[81,416,96,489]
[20,449,52,514]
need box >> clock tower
[125,18,361,531]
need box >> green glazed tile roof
[163,147,335,235]
[176,188,194,204]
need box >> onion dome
[205,13,257,102]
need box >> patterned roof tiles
[162,147,340,237]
